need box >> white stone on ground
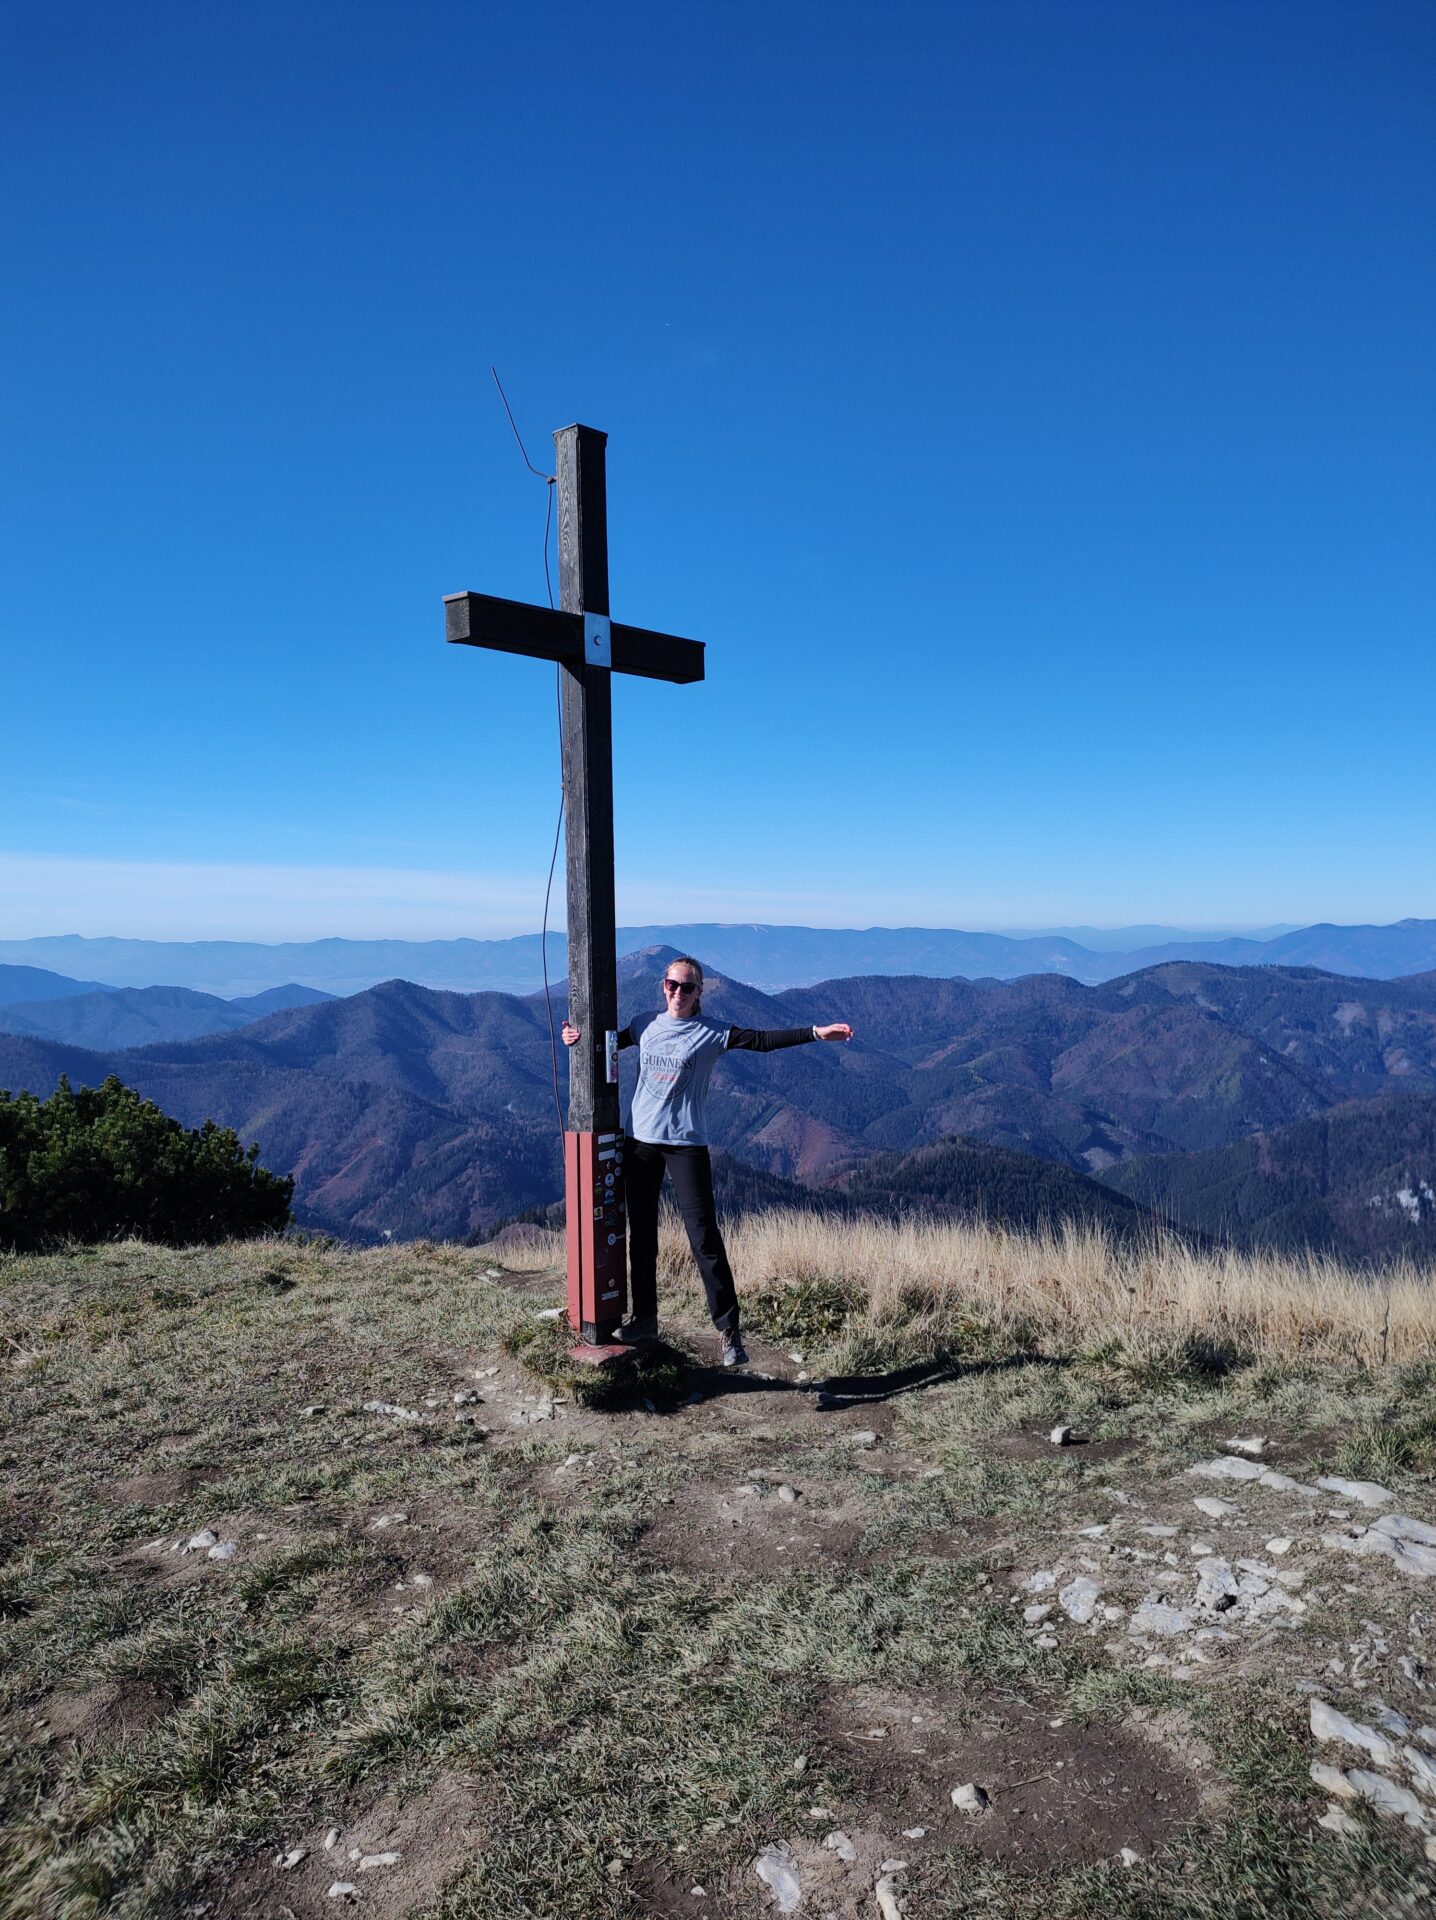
[359,1850,400,1869]
[207,1541,237,1561]
[362,1400,420,1422]
[1311,1762,1357,1799]
[1373,1513,1436,1548]
[186,1529,218,1552]
[1404,1745,1436,1798]
[1265,1538,1293,1555]
[326,1886,357,1902]
[324,1828,341,1850]
[1059,1576,1101,1624]
[277,1847,306,1869]
[1194,1558,1242,1611]
[1323,1527,1436,1578]
[1190,1457,1265,1482]
[1021,1570,1056,1592]
[1309,1698,1399,1768]
[901,1827,926,1838]
[1316,1476,1392,1508]
[1023,1603,1053,1624]
[951,1783,990,1813]
[1118,1847,1142,1866]
[753,1844,800,1912]
[1225,1437,1266,1458]
[777,1485,799,1504]
[1049,1425,1074,1446]
[1317,1805,1362,1836]
[875,1872,905,1920]
[1347,1769,1431,1829]
[822,1832,856,1861]
[1130,1598,1195,1637]
[1194,1497,1237,1519]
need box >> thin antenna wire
[490,367,566,1141]
[491,365,552,481]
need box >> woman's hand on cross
[560,1021,580,1047]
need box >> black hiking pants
[625,1138,740,1333]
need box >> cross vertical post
[443,421,705,1357]
[555,425,618,1140]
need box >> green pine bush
[0,1075,293,1250]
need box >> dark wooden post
[442,421,703,1355]
[555,424,619,1137]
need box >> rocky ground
[1,1237,1435,1918]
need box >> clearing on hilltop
[2,1211,1434,1916]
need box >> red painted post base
[564,1129,629,1346]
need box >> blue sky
[3,0,1432,940]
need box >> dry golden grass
[479,1207,1436,1368]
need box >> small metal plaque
[584,612,612,668]
[604,1030,619,1083]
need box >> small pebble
[326,1886,356,1902]
[359,1850,401,1869]
[301,1405,327,1417]
[207,1540,237,1561]
[777,1484,799,1504]
[277,1847,306,1870]
[1050,1425,1074,1447]
[951,1783,990,1813]
[1118,1846,1142,1866]
[186,1529,218,1552]
[901,1826,927,1839]
[324,1828,341,1850]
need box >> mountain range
[2,918,1435,997]
[3,948,1435,1264]
[0,972,332,1051]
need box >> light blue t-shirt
[626,1011,732,1146]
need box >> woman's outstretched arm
[725,1022,853,1051]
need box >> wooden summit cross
[444,424,704,1355]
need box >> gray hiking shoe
[721,1331,749,1368]
[610,1316,659,1345]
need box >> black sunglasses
[663,978,698,994]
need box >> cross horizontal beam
[444,591,704,685]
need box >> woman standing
[562,956,853,1366]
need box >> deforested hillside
[1104,1089,1436,1264]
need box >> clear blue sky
[3,0,1432,940]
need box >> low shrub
[0,1075,292,1250]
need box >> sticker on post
[604,1031,620,1083]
